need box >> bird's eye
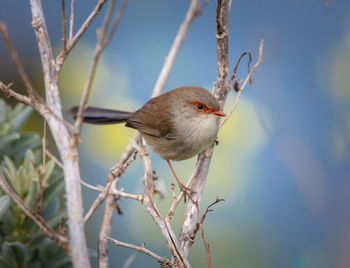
[197,104,204,110]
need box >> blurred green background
[1,0,350,267]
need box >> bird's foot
[177,182,195,203]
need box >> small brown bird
[68,86,225,195]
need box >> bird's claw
[178,183,195,203]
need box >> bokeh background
[1,0,350,267]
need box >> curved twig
[106,237,171,266]
[219,39,264,128]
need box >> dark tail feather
[67,106,132,125]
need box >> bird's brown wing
[125,99,176,140]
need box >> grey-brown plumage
[68,86,224,161]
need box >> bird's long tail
[67,106,132,125]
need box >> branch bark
[98,180,118,268]
[29,0,90,267]
[55,0,108,69]
[106,237,170,266]
[178,0,231,257]
[134,141,190,268]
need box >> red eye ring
[191,101,208,112]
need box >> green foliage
[0,100,71,267]
[0,99,41,166]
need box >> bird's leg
[166,160,194,203]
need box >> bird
[68,86,225,198]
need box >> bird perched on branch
[68,86,225,198]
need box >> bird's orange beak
[212,110,226,117]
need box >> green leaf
[6,133,41,165]
[42,198,59,220]
[27,260,41,268]
[1,242,17,266]
[43,176,65,210]
[24,150,37,177]
[48,255,71,268]
[3,156,18,194]
[10,104,32,133]
[44,170,62,187]
[0,133,20,153]
[0,99,8,125]
[0,256,12,268]
[40,238,66,262]
[12,242,28,266]
[1,211,16,235]
[44,160,55,184]
[46,208,66,229]
[17,167,28,198]
[10,103,25,119]
[0,122,11,138]
[24,180,38,211]
[1,241,29,267]
[0,195,11,220]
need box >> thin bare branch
[46,149,64,169]
[69,0,74,40]
[71,0,128,147]
[0,81,32,105]
[190,197,225,243]
[178,147,215,258]
[200,0,212,10]
[166,175,195,221]
[104,0,129,48]
[196,206,211,268]
[42,119,47,170]
[0,173,69,252]
[182,197,224,268]
[152,0,201,97]
[61,0,67,52]
[106,237,171,266]
[99,0,116,44]
[80,178,143,201]
[0,24,35,98]
[201,230,211,268]
[219,39,264,128]
[229,51,251,87]
[55,0,108,69]
[133,140,190,268]
[99,179,118,268]
[70,0,114,145]
[0,81,75,133]
[122,253,137,268]
[32,161,45,215]
[84,136,139,223]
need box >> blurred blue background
[1,0,350,267]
